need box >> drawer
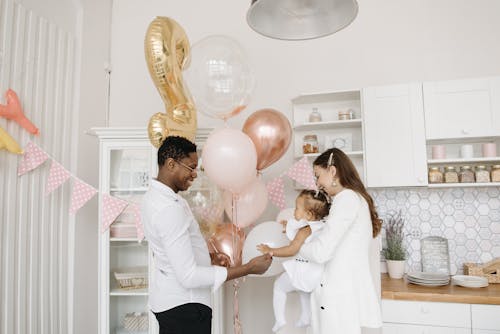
[382,300,471,328]
[383,323,470,334]
[471,304,500,330]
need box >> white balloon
[276,207,295,223]
[243,221,291,277]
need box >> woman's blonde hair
[313,148,382,237]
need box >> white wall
[73,0,112,334]
[107,1,500,333]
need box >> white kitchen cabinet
[363,83,428,187]
[91,128,222,334]
[291,90,365,181]
[471,304,500,332]
[423,76,500,140]
[473,331,500,334]
[383,323,470,334]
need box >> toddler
[257,189,331,332]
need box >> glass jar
[338,109,354,120]
[444,166,459,183]
[309,108,322,122]
[428,167,443,184]
[302,135,319,154]
[459,165,475,183]
[491,165,500,182]
[475,165,490,183]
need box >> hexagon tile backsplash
[370,187,500,275]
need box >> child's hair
[299,189,331,220]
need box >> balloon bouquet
[144,18,292,334]
[184,36,292,333]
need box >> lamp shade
[246,0,358,40]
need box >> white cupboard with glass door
[91,127,222,334]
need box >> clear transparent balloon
[185,35,255,120]
[182,171,224,238]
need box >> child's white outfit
[272,218,324,332]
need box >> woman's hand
[247,254,273,275]
[257,243,273,254]
[210,252,230,268]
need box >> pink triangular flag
[129,203,144,241]
[285,157,318,190]
[45,160,71,195]
[101,194,128,233]
[18,141,48,175]
[69,178,97,214]
[266,177,286,210]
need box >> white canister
[431,145,446,159]
[482,143,497,157]
[460,144,474,159]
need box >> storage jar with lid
[309,108,322,122]
[444,166,459,183]
[303,135,319,154]
[459,166,475,183]
[428,167,443,184]
[491,165,500,182]
[475,165,490,183]
[338,109,354,120]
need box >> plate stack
[406,271,450,286]
[451,275,489,288]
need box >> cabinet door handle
[462,129,470,134]
[417,177,424,183]
[420,306,430,314]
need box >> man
[141,136,272,334]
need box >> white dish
[407,271,450,281]
[452,275,489,288]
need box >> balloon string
[233,278,242,334]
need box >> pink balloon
[202,127,257,193]
[223,177,268,228]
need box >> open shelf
[428,157,500,164]
[428,182,500,188]
[110,288,148,296]
[294,119,362,131]
[297,150,364,159]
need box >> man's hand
[210,252,230,268]
[247,254,273,275]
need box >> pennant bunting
[45,160,71,195]
[285,157,317,190]
[266,177,286,210]
[69,179,98,214]
[101,194,129,233]
[129,203,144,241]
[18,141,48,175]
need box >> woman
[297,148,382,333]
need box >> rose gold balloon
[207,223,246,267]
[242,108,292,170]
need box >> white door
[423,76,500,139]
[363,83,428,188]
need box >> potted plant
[382,210,406,279]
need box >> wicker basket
[464,258,500,283]
[123,312,148,331]
[113,267,148,289]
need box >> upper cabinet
[423,76,500,140]
[363,83,428,188]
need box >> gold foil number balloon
[145,17,197,147]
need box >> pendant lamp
[246,0,358,40]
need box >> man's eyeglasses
[175,160,199,174]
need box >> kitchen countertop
[381,273,500,305]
